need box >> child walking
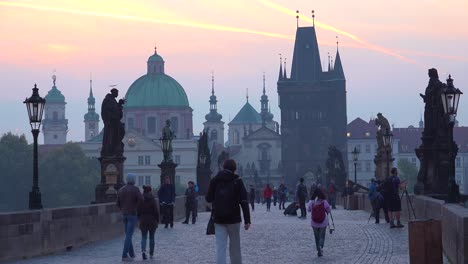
[307,188,331,257]
[137,185,159,260]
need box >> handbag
[206,212,215,235]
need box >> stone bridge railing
[0,196,207,262]
[341,193,468,264]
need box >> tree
[0,133,32,211]
[40,143,100,207]
[397,158,418,193]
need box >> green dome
[45,86,65,103]
[125,74,190,108]
[148,53,164,62]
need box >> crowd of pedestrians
[115,162,405,263]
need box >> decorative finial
[52,69,56,86]
[312,10,315,27]
[279,53,282,64]
[331,57,334,70]
[154,45,157,54]
[328,52,331,71]
[246,88,249,102]
[263,72,266,95]
[336,36,339,50]
[296,10,299,28]
[211,71,215,95]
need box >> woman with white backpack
[307,188,332,257]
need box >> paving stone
[6,204,449,264]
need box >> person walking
[117,173,143,261]
[158,175,176,228]
[307,188,331,257]
[137,185,159,260]
[296,178,308,219]
[183,181,197,224]
[248,185,255,211]
[205,159,251,264]
[327,180,337,209]
[383,168,404,228]
[263,184,273,211]
[368,179,385,224]
[278,184,287,210]
[272,187,278,207]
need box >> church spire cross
[154,44,157,54]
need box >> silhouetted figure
[101,88,125,157]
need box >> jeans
[141,228,156,256]
[265,198,272,211]
[122,215,137,258]
[312,227,326,252]
[273,196,277,206]
[185,203,197,223]
[279,198,286,210]
[215,223,242,264]
[160,203,174,226]
[329,193,336,208]
[299,198,306,217]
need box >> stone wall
[343,193,468,264]
[0,196,206,262]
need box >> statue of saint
[101,88,125,157]
[375,113,391,151]
[162,119,176,162]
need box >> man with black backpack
[296,178,308,219]
[382,168,404,228]
[205,159,251,264]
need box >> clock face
[127,138,136,147]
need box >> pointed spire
[334,46,345,80]
[211,71,215,96]
[312,10,315,27]
[246,88,249,103]
[263,72,266,95]
[278,53,283,80]
[296,10,299,28]
[328,52,331,72]
[283,58,287,79]
[154,44,157,54]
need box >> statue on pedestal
[101,88,125,158]
[162,119,176,162]
[375,113,391,153]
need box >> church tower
[278,20,347,188]
[203,73,224,148]
[84,78,100,141]
[43,74,68,145]
[260,73,275,130]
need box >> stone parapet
[0,196,207,262]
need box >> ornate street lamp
[351,147,359,184]
[24,84,46,210]
[383,131,393,177]
[442,75,462,203]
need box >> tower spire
[296,10,299,28]
[278,53,283,80]
[263,72,266,95]
[328,52,331,71]
[246,88,249,103]
[312,10,315,27]
[211,71,215,96]
[284,58,287,79]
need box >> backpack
[312,200,326,223]
[213,179,240,222]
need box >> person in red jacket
[263,184,273,211]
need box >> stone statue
[162,119,176,162]
[101,88,125,157]
[375,113,391,151]
[325,145,345,186]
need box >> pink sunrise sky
[0,0,467,143]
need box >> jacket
[263,187,273,198]
[185,187,197,207]
[137,193,159,230]
[205,169,251,225]
[158,183,176,204]
[117,184,143,215]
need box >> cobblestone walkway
[7,205,445,264]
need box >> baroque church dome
[125,49,189,108]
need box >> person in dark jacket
[248,185,255,211]
[278,183,287,210]
[117,173,143,261]
[182,181,197,224]
[137,185,159,260]
[272,187,278,207]
[157,175,176,228]
[296,178,308,219]
[206,159,251,264]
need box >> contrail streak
[0,1,292,40]
[258,0,420,65]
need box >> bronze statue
[101,88,125,157]
[161,119,176,162]
[375,113,391,151]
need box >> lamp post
[441,75,462,203]
[24,84,46,210]
[383,130,393,178]
[351,147,360,184]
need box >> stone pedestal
[95,156,125,203]
[409,219,443,264]
[197,166,212,195]
[374,151,394,181]
[159,161,178,186]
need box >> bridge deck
[7,205,446,264]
